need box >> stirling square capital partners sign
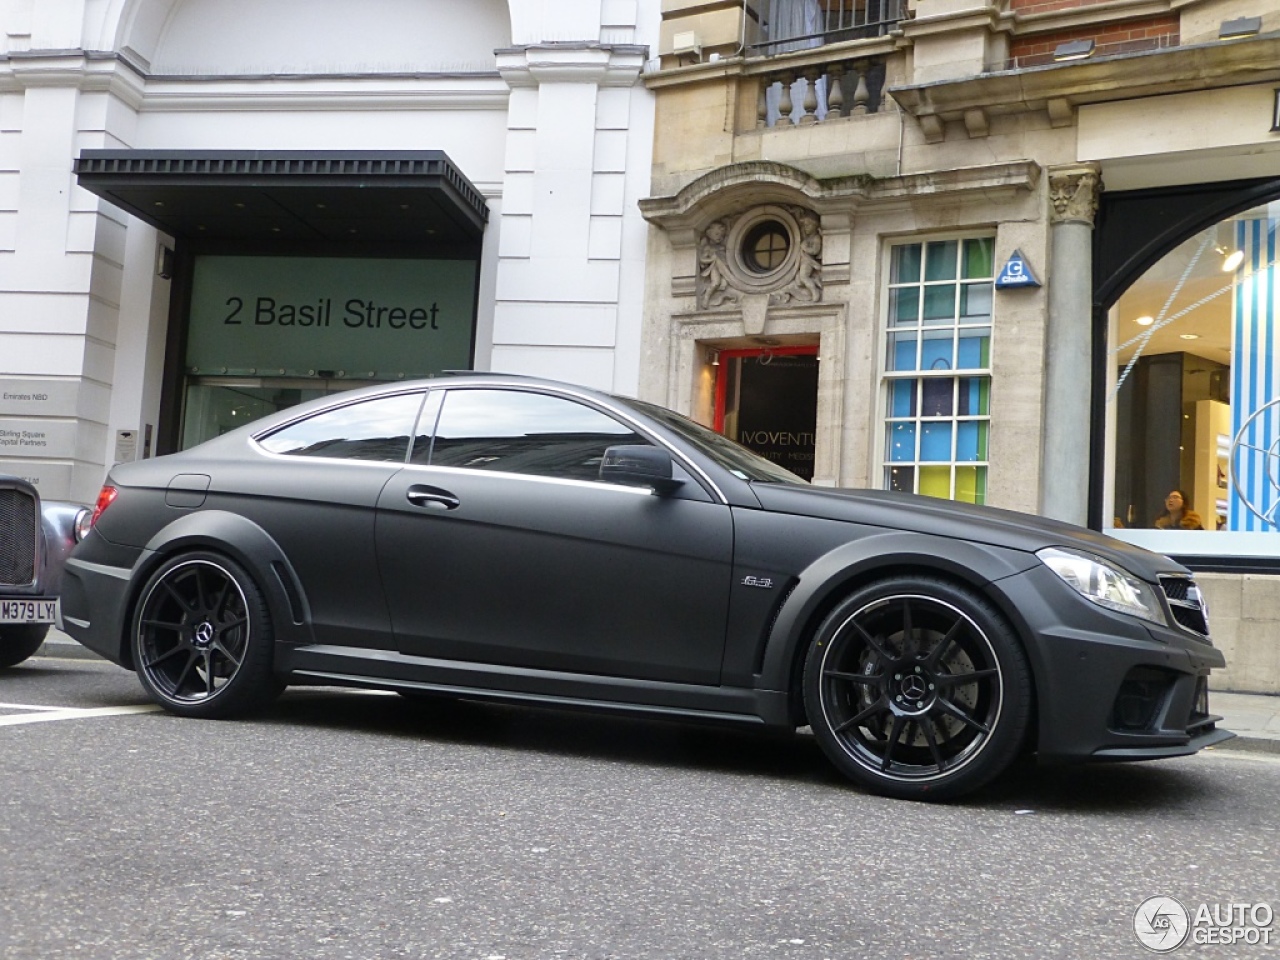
[186,255,478,379]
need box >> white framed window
[881,236,994,503]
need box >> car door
[374,386,735,684]
[239,389,428,650]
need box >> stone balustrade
[754,56,887,128]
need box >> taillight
[88,485,118,530]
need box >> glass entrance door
[713,347,819,480]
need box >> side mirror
[599,444,684,495]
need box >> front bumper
[995,564,1233,763]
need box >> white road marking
[0,704,162,726]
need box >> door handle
[406,485,460,510]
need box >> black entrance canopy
[73,150,488,246]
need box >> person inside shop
[1153,489,1204,530]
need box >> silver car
[1,475,89,668]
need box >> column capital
[1048,164,1101,227]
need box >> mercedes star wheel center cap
[194,622,215,648]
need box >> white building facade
[1,0,659,503]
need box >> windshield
[617,397,807,484]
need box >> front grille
[1159,575,1210,640]
[0,487,38,586]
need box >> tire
[803,576,1032,801]
[0,624,49,669]
[131,551,283,718]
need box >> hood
[749,483,1190,582]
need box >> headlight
[1036,547,1167,627]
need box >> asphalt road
[2,657,1276,960]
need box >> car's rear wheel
[0,624,49,669]
[132,552,281,718]
[803,576,1032,801]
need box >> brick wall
[1008,14,1180,68]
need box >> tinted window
[615,396,804,484]
[430,389,645,482]
[258,392,425,462]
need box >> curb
[1211,736,1280,756]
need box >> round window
[742,221,791,274]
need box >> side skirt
[279,643,793,727]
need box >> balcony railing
[752,0,905,56]
[755,57,887,127]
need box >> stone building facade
[640,0,1280,692]
[1,0,658,499]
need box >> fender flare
[755,531,1040,700]
[122,510,313,661]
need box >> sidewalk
[30,631,1280,754]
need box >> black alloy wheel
[132,552,281,718]
[803,576,1032,801]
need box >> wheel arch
[114,510,313,669]
[756,532,1041,726]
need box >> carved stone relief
[1048,166,1101,227]
[695,205,823,310]
[697,218,740,309]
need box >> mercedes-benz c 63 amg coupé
[60,375,1232,800]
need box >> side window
[430,389,647,482]
[258,392,426,462]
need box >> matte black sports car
[60,374,1232,800]
[1,474,89,668]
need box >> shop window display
[1107,201,1280,556]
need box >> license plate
[0,599,58,624]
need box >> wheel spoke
[920,716,948,772]
[849,619,894,662]
[879,714,908,771]
[193,568,209,616]
[924,618,966,671]
[142,618,186,634]
[934,695,991,735]
[833,696,888,735]
[212,641,243,669]
[900,599,916,657]
[824,668,881,686]
[143,644,187,669]
[212,579,232,620]
[201,650,216,696]
[934,667,999,688]
[217,615,249,633]
[160,580,198,615]
[172,650,200,694]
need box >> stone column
[1041,164,1101,526]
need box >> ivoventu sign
[187,256,477,379]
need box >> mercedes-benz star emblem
[193,622,215,647]
[901,675,928,700]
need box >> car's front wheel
[803,576,1032,801]
[132,552,282,718]
[0,624,49,669]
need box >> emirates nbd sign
[187,255,476,379]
